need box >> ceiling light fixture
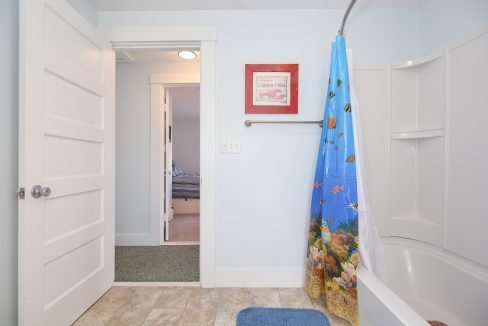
[178,50,197,60]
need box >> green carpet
[115,246,199,282]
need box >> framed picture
[245,64,298,114]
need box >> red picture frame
[245,64,299,114]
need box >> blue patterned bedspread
[172,175,200,199]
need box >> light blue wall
[0,0,18,324]
[418,0,488,54]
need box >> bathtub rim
[358,265,429,326]
[381,236,488,284]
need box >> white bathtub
[358,238,488,326]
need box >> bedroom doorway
[163,87,201,244]
[114,48,202,283]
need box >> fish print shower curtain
[305,35,359,325]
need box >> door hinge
[17,187,25,200]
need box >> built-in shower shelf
[391,129,444,140]
[391,51,444,70]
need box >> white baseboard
[162,241,200,246]
[215,267,305,288]
[115,233,159,246]
[114,282,200,287]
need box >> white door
[19,0,115,325]
[164,88,174,241]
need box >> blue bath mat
[236,307,330,326]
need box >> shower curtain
[305,35,361,325]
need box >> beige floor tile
[179,308,217,326]
[129,287,164,308]
[250,288,281,308]
[186,288,220,309]
[73,287,134,325]
[75,286,353,326]
[155,288,193,309]
[214,308,243,326]
[279,288,314,308]
[106,305,153,326]
[218,288,251,310]
[142,308,184,326]
[105,287,163,326]
[103,287,136,303]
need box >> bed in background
[172,174,200,199]
[172,161,200,214]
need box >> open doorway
[164,87,201,244]
[114,48,201,283]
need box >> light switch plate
[222,137,241,154]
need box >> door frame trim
[101,26,217,288]
[149,76,199,246]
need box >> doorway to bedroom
[114,48,201,283]
[164,87,201,244]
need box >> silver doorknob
[31,185,51,198]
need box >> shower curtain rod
[338,0,358,36]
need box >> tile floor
[74,287,350,326]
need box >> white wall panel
[354,67,390,236]
[446,32,488,268]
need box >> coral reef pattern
[305,35,359,325]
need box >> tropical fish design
[330,185,344,194]
[327,116,337,129]
[313,181,323,188]
[306,35,358,325]
[328,216,335,224]
[321,224,331,242]
[348,202,359,212]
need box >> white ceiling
[171,87,200,120]
[89,0,421,11]
[116,50,200,63]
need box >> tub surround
[358,29,488,325]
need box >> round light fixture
[178,50,197,60]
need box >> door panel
[19,0,115,325]
[45,73,103,128]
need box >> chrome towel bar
[244,120,323,127]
